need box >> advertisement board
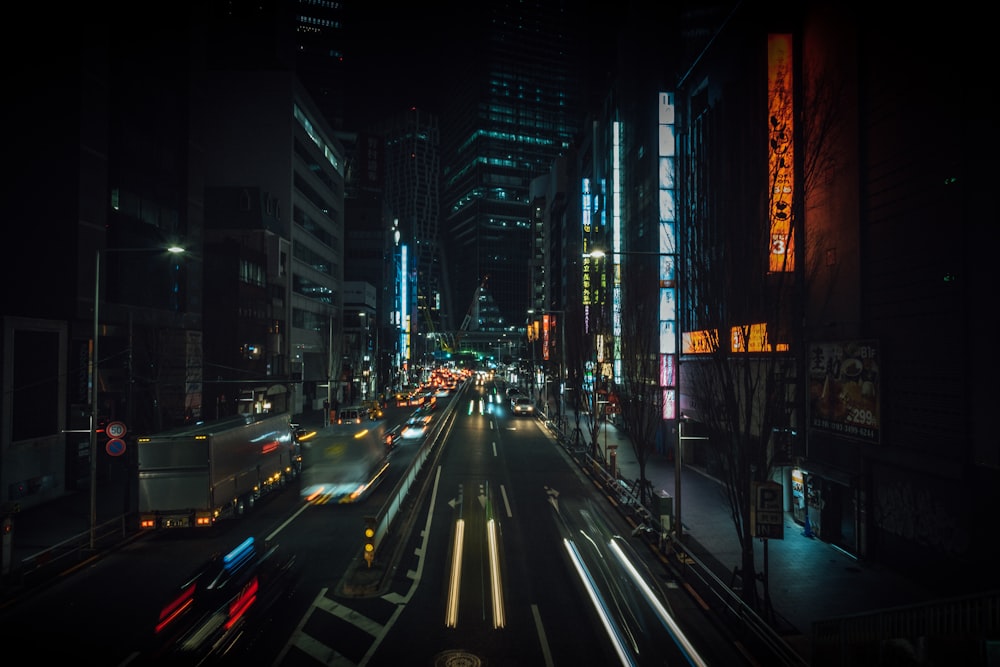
[807,339,880,443]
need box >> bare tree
[616,259,665,509]
[677,39,846,613]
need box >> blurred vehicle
[394,391,409,407]
[150,536,298,664]
[291,423,316,444]
[365,400,384,420]
[408,392,426,407]
[384,426,401,450]
[336,406,365,425]
[400,414,433,439]
[512,396,536,417]
[136,413,300,530]
[300,419,391,504]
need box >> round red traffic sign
[106,421,127,439]
[106,438,126,457]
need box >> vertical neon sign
[400,244,409,361]
[768,34,795,272]
[581,177,593,311]
[611,122,623,385]
[659,92,678,420]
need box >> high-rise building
[291,0,350,131]
[375,109,446,354]
[439,1,591,350]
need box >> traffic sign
[752,481,784,540]
[106,438,126,457]
[106,421,127,439]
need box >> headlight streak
[608,539,709,667]
[445,519,465,628]
[577,528,641,654]
[487,518,505,628]
[562,537,636,667]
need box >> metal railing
[811,590,1000,667]
[4,513,135,595]
[542,411,808,666]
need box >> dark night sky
[340,3,466,126]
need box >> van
[336,406,364,425]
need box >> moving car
[400,414,433,439]
[150,536,298,663]
[512,396,536,417]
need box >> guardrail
[4,514,136,596]
[811,590,1000,667]
[358,385,465,581]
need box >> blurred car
[291,423,316,444]
[384,426,401,450]
[365,400,384,420]
[150,536,298,663]
[512,396,536,417]
[400,414,433,439]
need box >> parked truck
[137,412,301,529]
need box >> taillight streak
[156,583,196,634]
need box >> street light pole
[676,418,684,539]
[89,249,101,550]
[90,245,185,550]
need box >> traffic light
[363,516,377,567]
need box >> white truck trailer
[137,412,301,529]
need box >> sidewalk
[564,412,944,664]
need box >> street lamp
[90,244,185,549]
[584,246,683,537]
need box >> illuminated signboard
[542,314,551,361]
[659,92,677,419]
[611,122,623,386]
[400,244,409,360]
[808,339,881,444]
[768,34,795,272]
[581,178,593,309]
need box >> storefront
[791,464,861,558]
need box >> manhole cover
[433,650,483,667]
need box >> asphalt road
[0,381,756,666]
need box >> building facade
[193,69,347,418]
[2,10,204,509]
[439,0,590,342]
[542,1,995,585]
